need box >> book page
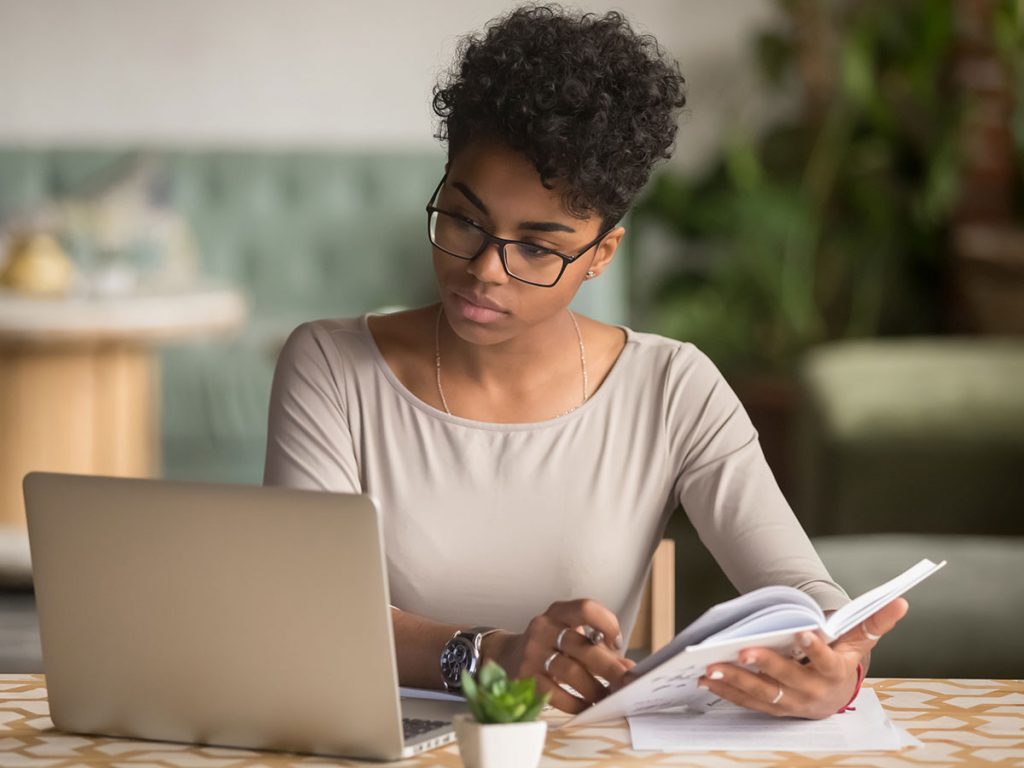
[631,585,823,677]
[563,626,818,728]
[700,604,828,645]
[562,558,948,729]
[824,559,947,640]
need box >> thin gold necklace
[434,304,588,419]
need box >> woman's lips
[451,291,508,324]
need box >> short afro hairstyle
[432,3,687,229]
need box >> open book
[563,558,946,728]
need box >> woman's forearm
[390,607,510,689]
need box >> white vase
[453,713,548,768]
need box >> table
[0,285,247,529]
[0,676,1020,766]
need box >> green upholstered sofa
[0,148,629,487]
[796,338,1024,538]
[796,338,1024,678]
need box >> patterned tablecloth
[1,676,1021,767]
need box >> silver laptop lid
[24,472,408,761]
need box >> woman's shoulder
[281,314,370,354]
[274,314,382,384]
[596,319,719,382]
[278,307,436,385]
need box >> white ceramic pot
[453,713,548,768]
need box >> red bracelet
[837,662,865,713]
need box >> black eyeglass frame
[425,173,615,288]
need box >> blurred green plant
[998,0,1024,219]
[460,662,550,724]
[635,0,1019,375]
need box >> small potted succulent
[453,661,551,768]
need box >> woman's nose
[467,241,509,284]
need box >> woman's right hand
[481,599,636,714]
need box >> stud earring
[585,271,597,280]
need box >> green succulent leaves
[460,661,551,724]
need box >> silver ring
[771,684,784,705]
[862,623,881,641]
[556,628,569,652]
[544,651,559,674]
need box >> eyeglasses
[425,173,613,288]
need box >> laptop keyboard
[403,717,450,740]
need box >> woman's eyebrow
[452,180,577,234]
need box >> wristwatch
[440,626,498,692]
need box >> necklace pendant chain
[434,304,588,419]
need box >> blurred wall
[0,0,782,174]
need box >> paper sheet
[627,688,921,752]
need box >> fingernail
[801,632,813,647]
[742,653,756,665]
[709,670,724,680]
[615,633,623,650]
[698,682,709,690]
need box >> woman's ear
[585,226,626,280]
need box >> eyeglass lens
[429,210,565,286]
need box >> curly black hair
[432,4,687,229]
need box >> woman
[264,4,907,718]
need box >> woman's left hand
[697,597,909,719]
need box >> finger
[702,663,805,711]
[544,652,606,704]
[546,599,623,651]
[537,676,589,714]
[738,646,814,689]
[834,598,909,654]
[698,677,787,717]
[557,631,632,691]
[795,631,847,679]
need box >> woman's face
[431,138,623,346]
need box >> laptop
[23,471,466,761]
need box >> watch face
[441,636,476,687]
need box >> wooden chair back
[627,538,675,653]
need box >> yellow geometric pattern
[0,676,1021,766]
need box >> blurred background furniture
[0,286,246,528]
[815,534,1024,679]
[796,337,1024,538]
[628,539,675,657]
[800,337,1024,677]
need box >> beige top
[263,314,850,641]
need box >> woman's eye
[520,243,554,257]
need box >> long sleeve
[666,345,850,611]
[263,322,361,493]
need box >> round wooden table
[0,285,248,529]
